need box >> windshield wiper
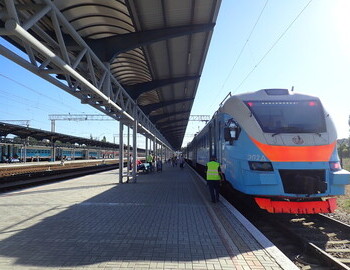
[271,132,281,137]
[271,127,300,137]
[272,130,322,137]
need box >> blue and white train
[186,89,350,214]
[0,143,118,162]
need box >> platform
[0,163,298,270]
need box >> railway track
[0,160,120,190]
[218,183,350,269]
[242,209,350,269]
[0,160,118,177]
[278,214,350,268]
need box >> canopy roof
[0,0,222,149]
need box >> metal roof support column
[51,137,56,162]
[51,120,55,133]
[25,137,29,163]
[52,142,55,162]
[145,136,148,157]
[156,141,162,158]
[154,141,157,159]
[163,144,166,162]
[132,110,138,181]
[118,122,124,184]
[126,125,130,182]
[21,138,26,163]
[159,143,161,161]
[153,136,156,159]
[157,142,160,160]
[164,146,166,162]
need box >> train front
[222,89,350,214]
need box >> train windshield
[245,100,326,133]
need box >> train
[186,88,350,214]
[0,140,140,163]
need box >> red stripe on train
[250,137,336,162]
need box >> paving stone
[0,165,293,269]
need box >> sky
[0,0,349,149]
[186,0,350,146]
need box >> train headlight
[248,161,273,171]
[329,162,342,171]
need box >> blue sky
[186,0,350,146]
[0,0,349,149]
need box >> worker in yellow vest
[206,156,223,203]
[146,153,153,172]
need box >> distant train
[0,141,144,163]
[186,89,350,214]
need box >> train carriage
[187,89,350,214]
[25,146,51,161]
[0,142,120,163]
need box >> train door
[13,145,19,159]
[1,145,9,161]
[209,119,217,159]
[8,144,13,159]
[217,119,222,164]
[209,125,212,159]
[193,138,197,168]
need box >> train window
[245,100,326,134]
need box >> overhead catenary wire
[221,0,269,90]
[233,0,313,94]
[208,0,269,112]
[0,73,79,112]
[0,73,117,140]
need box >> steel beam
[156,118,188,128]
[150,111,191,123]
[87,24,215,62]
[0,1,173,150]
[125,76,199,100]
[140,98,194,115]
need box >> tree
[338,139,349,167]
[28,136,38,145]
[13,136,22,143]
[101,136,107,142]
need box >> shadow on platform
[0,165,273,268]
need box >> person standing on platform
[129,154,133,170]
[179,155,185,168]
[146,152,153,172]
[206,156,223,203]
[156,157,162,172]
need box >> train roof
[234,89,320,101]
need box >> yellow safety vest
[206,161,221,180]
